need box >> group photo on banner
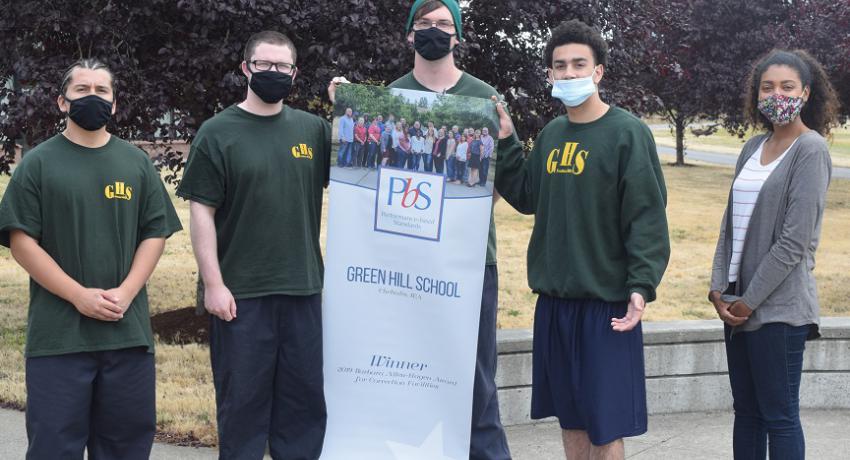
[332,84,498,188]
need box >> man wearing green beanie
[405,0,463,40]
[327,2,512,457]
[394,1,512,459]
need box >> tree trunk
[675,116,686,166]
[195,276,205,315]
[11,76,31,159]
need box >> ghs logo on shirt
[291,143,314,160]
[104,181,132,200]
[547,142,589,175]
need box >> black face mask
[249,70,293,103]
[65,94,113,131]
[414,28,455,61]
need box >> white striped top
[728,138,797,282]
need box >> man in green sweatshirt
[494,20,670,460]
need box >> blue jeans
[367,141,378,168]
[446,156,455,179]
[479,157,490,185]
[455,161,466,181]
[725,322,809,460]
[395,147,407,169]
[422,154,433,172]
[337,141,353,166]
[354,142,366,167]
[409,152,421,171]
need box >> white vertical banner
[321,165,492,459]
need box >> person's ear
[546,68,554,85]
[240,61,250,79]
[57,94,69,114]
[593,64,605,85]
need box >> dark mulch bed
[0,400,25,411]
[154,430,211,448]
[150,306,210,345]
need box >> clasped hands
[709,291,753,327]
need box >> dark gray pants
[470,265,512,459]
[210,294,326,460]
[25,347,155,460]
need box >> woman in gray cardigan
[708,49,840,459]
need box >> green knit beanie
[405,0,463,41]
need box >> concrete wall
[495,317,850,426]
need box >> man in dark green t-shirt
[0,59,182,459]
[494,21,670,460]
[176,31,331,459]
[329,1,511,458]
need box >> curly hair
[544,20,609,68]
[744,49,840,136]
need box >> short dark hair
[744,49,840,136]
[544,20,608,68]
[243,30,297,63]
[60,58,115,96]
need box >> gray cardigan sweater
[710,131,831,337]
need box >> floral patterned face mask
[757,93,805,126]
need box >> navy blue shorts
[531,295,647,445]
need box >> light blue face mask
[551,74,597,108]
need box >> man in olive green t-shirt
[393,3,512,459]
[494,20,670,460]
[0,59,181,459]
[177,31,331,459]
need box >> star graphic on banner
[386,422,458,460]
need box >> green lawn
[1,157,849,444]
[652,124,850,168]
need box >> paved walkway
[657,145,850,179]
[508,410,850,459]
[2,408,848,459]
